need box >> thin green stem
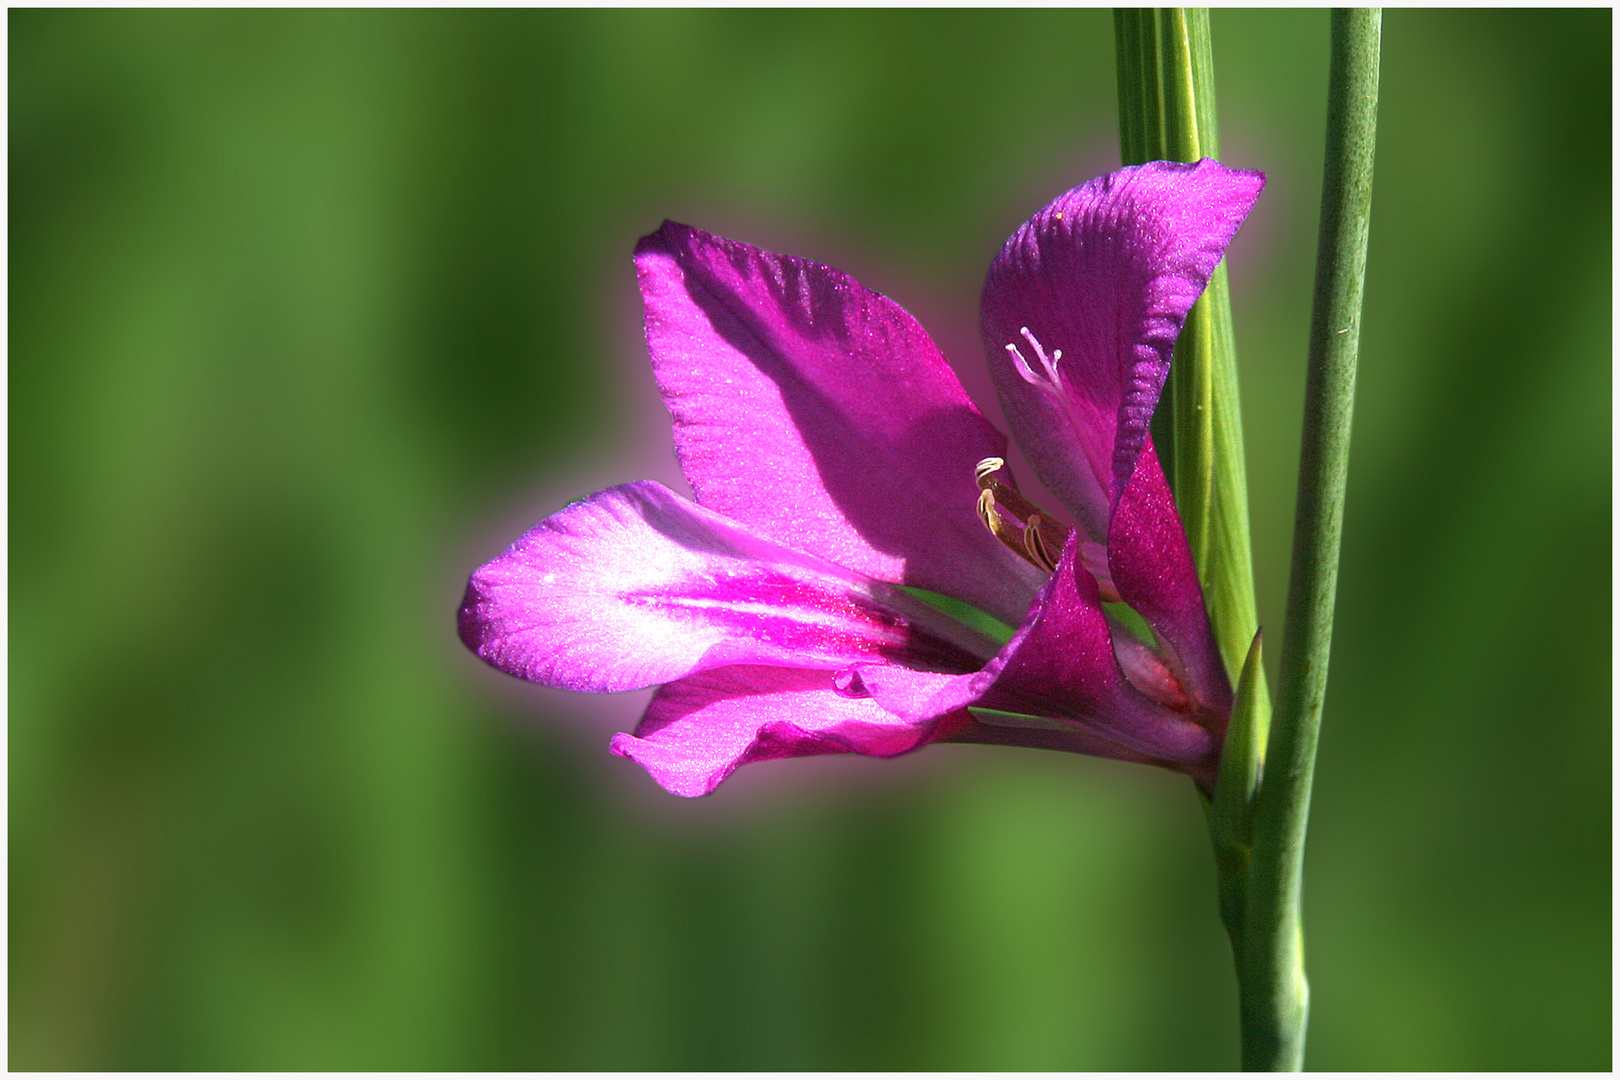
[1242,9,1380,1071]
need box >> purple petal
[944,711,1164,770]
[981,159,1265,539]
[611,665,971,797]
[458,481,998,693]
[637,221,1047,626]
[1110,617,1192,711]
[1107,441,1232,724]
[842,531,1218,768]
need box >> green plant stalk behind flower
[1113,4,1269,951]
[1116,8,1380,1070]
[1113,8,1269,732]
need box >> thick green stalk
[1112,9,1267,693]
[1241,10,1380,1071]
[1114,8,1272,1018]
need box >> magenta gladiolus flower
[460,158,1265,797]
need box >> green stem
[1112,9,1266,691]
[1113,16,1275,1054]
[1241,10,1380,1071]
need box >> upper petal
[458,481,998,693]
[981,159,1265,539]
[610,664,971,797]
[637,221,1046,626]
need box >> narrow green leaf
[1215,628,1267,848]
[1160,10,1217,586]
[900,586,1016,646]
[1207,628,1266,950]
[1113,11,1149,166]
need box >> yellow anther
[973,460,1071,574]
[976,487,997,528]
[1023,514,1059,573]
[978,487,1026,553]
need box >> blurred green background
[10,8,1610,1070]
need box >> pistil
[1004,326,1065,391]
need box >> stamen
[973,459,1071,574]
[975,487,996,528]
[1023,514,1058,573]
[977,488,1027,553]
[979,472,1048,523]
